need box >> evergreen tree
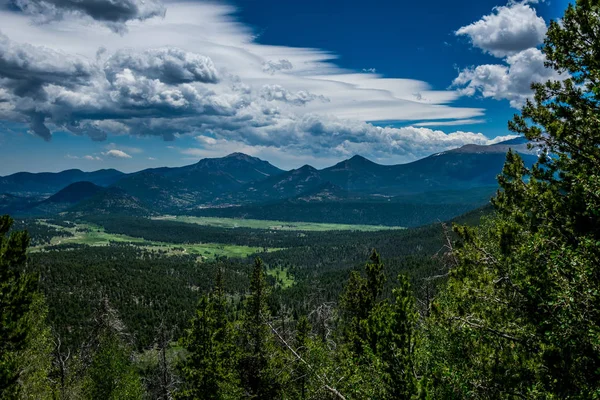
[291,316,311,400]
[340,250,386,356]
[385,275,418,399]
[238,257,281,399]
[422,1,600,397]
[16,294,54,400]
[178,267,240,400]
[0,215,38,398]
[82,298,144,400]
[340,252,418,399]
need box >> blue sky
[0,0,570,174]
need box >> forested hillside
[1,1,599,399]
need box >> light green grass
[31,220,277,260]
[155,215,404,231]
[267,267,295,289]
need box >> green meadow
[31,220,276,260]
[155,215,404,231]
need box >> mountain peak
[224,152,255,160]
[349,154,368,162]
[44,181,104,204]
[296,164,317,172]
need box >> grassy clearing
[267,267,295,289]
[155,215,404,232]
[31,220,277,260]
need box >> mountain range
[0,138,538,226]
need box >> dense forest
[2,1,600,398]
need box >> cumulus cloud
[259,85,329,106]
[0,31,95,98]
[453,48,561,108]
[12,0,165,33]
[104,149,132,158]
[262,59,293,75]
[104,48,219,84]
[456,2,546,57]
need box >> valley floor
[153,215,404,231]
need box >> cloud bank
[0,1,507,165]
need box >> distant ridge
[3,140,538,224]
[0,169,124,196]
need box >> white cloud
[456,2,547,57]
[262,59,293,75]
[65,154,101,160]
[414,119,486,127]
[106,143,143,154]
[104,149,132,158]
[453,48,561,108]
[12,0,165,34]
[0,1,493,164]
[104,48,219,84]
[181,113,515,168]
[259,85,329,106]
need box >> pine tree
[238,257,281,399]
[339,252,418,399]
[291,316,311,400]
[16,295,54,399]
[83,298,144,400]
[0,215,38,398]
[422,1,600,397]
[339,250,385,356]
[494,0,600,395]
[178,267,240,400]
[384,275,417,399]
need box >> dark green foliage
[339,251,418,399]
[28,244,251,350]
[238,257,282,399]
[379,275,418,399]
[10,218,74,246]
[195,201,482,228]
[83,298,143,400]
[178,268,240,399]
[0,215,37,397]
[421,1,600,397]
[291,316,311,400]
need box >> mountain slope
[21,181,105,215]
[43,181,104,204]
[224,164,325,204]
[0,169,125,196]
[68,187,152,217]
[114,153,285,210]
[0,193,44,214]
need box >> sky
[0,0,570,174]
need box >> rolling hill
[68,187,153,217]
